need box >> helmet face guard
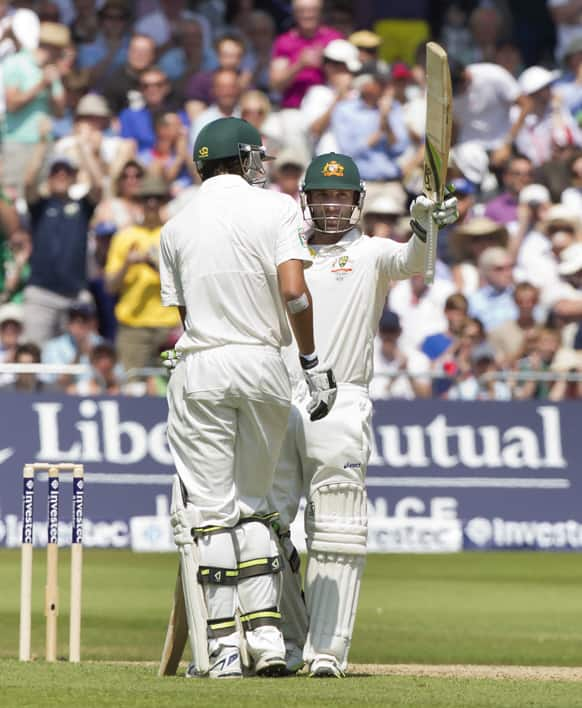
[238,142,272,187]
[300,184,366,234]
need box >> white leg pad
[303,483,368,670]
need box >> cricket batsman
[271,152,458,677]
[159,118,337,678]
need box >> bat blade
[423,41,453,284]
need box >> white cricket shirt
[160,174,312,354]
[284,228,425,387]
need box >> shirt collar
[308,227,362,255]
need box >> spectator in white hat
[54,93,135,198]
[513,66,582,166]
[300,38,360,155]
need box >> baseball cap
[518,184,551,205]
[378,310,401,333]
[558,243,582,275]
[323,39,361,73]
[518,66,559,95]
[349,30,381,50]
[48,154,78,173]
[391,62,413,81]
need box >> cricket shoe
[246,626,287,677]
[285,642,305,675]
[309,654,345,679]
[186,646,242,679]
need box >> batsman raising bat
[270,151,458,678]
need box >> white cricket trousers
[166,359,291,527]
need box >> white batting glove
[410,192,459,242]
[161,349,181,371]
[170,508,193,547]
[300,354,337,421]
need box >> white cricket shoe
[285,642,304,675]
[309,654,345,679]
[186,645,242,679]
[246,626,287,677]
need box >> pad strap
[240,607,281,632]
[198,566,239,585]
[207,615,237,639]
[238,555,282,579]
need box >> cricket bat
[423,42,453,284]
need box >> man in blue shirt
[23,126,103,346]
[468,246,518,331]
[330,73,409,207]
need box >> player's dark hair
[198,156,243,181]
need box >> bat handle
[424,205,438,285]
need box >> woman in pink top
[270,0,343,108]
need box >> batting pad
[303,483,368,669]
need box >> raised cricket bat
[423,42,453,284]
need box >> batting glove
[410,192,459,242]
[300,354,337,421]
[170,508,193,547]
[161,349,181,371]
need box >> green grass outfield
[2,550,582,707]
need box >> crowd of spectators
[0,0,581,400]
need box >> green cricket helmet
[193,117,273,187]
[300,152,366,233]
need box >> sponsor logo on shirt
[297,226,307,248]
[322,160,344,177]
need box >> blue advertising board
[0,393,580,552]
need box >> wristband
[299,351,319,370]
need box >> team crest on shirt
[64,202,80,216]
[331,254,353,280]
[322,160,344,177]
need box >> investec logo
[72,478,84,544]
[22,480,34,544]
[369,406,566,469]
[48,479,59,544]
